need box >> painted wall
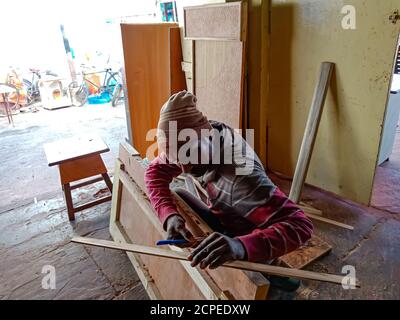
[268,0,400,204]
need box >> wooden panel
[59,154,107,184]
[184,2,243,40]
[248,0,269,164]
[121,23,186,158]
[44,135,109,166]
[170,27,188,93]
[268,0,400,204]
[119,185,206,300]
[116,142,269,299]
[173,192,269,299]
[195,40,244,128]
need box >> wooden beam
[306,213,354,231]
[289,62,335,203]
[71,237,358,287]
[298,204,323,216]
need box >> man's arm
[189,188,313,267]
[144,154,183,229]
[236,188,313,262]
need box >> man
[145,91,313,289]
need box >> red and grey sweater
[144,121,313,263]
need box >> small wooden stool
[44,135,113,221]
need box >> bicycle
[0,83,19,124]
[23,68,58,105]
[69,66,124,107]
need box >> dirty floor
[0,104,148,300]
[0,104,399,300]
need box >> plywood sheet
[195,40,244,128]
[119,185,205,300]
[184,2,243,40]
[121,23,186,158]
[268,0,400,204]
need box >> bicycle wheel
[105,72,121,95]
[111,84,123,107]
[0,83,20,116]
[106,72,124,106]
[69,81,89,107]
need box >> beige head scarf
[157,91,212,158]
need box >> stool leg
[63,183,75,221]
[102,173,113,194]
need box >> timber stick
[71,237,359,287]
[289,62,334,203]
[299,203,323,216]
[305,213,354,231]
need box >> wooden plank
[121,23,186,158]
[170,27,188,94]
[118,142,148,195]
[117,169,226,300]
[247,0,269,165]
[109,160,161,299]
[118,182,207,299]
[269,0,400,205]
[195,40,244,129]
[280,235,332,269]
[298,203,323,216]
[172,191,270,300]
[306,213,354,231]
[184,2,244,41]
[289,62,334,203]
[72,237,358,287]
[44,135,109,166]
[117,142,270,299]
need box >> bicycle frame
[82,69,119,93]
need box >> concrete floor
[0,104,148,300]
[0,104,399,300]
[371,120,400,214]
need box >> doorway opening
[371,34,400,214]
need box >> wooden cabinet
[121,23,186,158]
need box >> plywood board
[280,235,332,269]
[114,142,270,299]
[119,185,206,300]
[195,40,244,128]
[121,23,186,158]
[268,0,400,204]
[184,2,243,40]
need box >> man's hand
[188,232,246,269]
[166,214,194,246]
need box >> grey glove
[188,232,246,269]
[165,214,194,246]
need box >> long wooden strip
[289,62,335,203]
[71,237,358,287]
[306,213,354,231]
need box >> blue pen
[156,239,188,246]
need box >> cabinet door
[121,23,186,158]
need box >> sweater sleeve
[237,188,314,262]
[144,154,183,229]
